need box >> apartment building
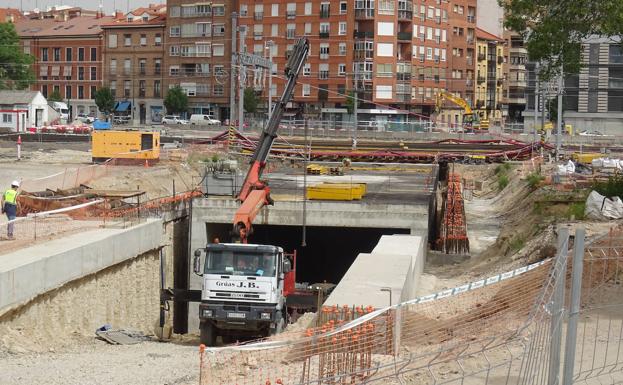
[15,14,113,119]
[164,1,233,120]
[101,5,166,124]
[474,28,503,122]
[237,0,469,127]
[503,31,527,123]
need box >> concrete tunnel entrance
[205,223,411,284]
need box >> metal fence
[198,226,623,385]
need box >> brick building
[164,1,233,120]
[15,14,113,119]
[101,5,166,124]
[474,27,503,122]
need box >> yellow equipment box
[307,183,367,201]
[572,152,602,164]
[92,130,160,163]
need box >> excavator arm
[437,90,473,114]
[233,38,310,243]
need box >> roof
[15,15,114,37]
[0,90,41,105]
[0,8,24,22]
[101,15,166,28]
[476,28,504,42]
[129,4,166,17]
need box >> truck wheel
[200,321,216,346]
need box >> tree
[164,86,188,115]
[94,87,115,116]
[501,0,623,78]
[243,87,258,113]
[0,23,34,90]
[47,89,62,102]
[546,98,557,123]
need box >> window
[339,43,347,56]
[155,34,162,46]
[139,59,146,75]
[170,45,180,56]
[375,85,392,99]
[154,80,161,97]
[212,44,225,56]
[305,2,312,15]
[214,84,224,96]
[377,43,394,57]
[90,86,96,99]
[610,45,623,64]
[320,2,330,17]
[287,24,296,39]
[78,48,85,61]
[90,47,96,61]
[170,26,180,37]
[213,24,225,36]
[2,113,12,123]
[110,59,117,75]
[65,85,72,99]
[140,35,147,46]
[78,85,84,99]
[339,22,347,35]
[340,1,347,14]
[303,63,311,76]
[196,43,211,57]
[124,59,131,75]
[320,23,330,36]
[139,80,146,97]
[124,80,131,98]
[41,48,48,61]
[338,63,346,76]
[240,4,248,16]
[170,66,180,76]
[287,2,296,17]
[154,59,161,75]
[271,24,279,36]
[304,23,312,35]
[90,66,97,80]
[377,63,392,77]
[213,5,225,16]
[255,4,264,19]
[377,22,394,36]
[271,3,279,16]
[54,48,60,61]
[378,0,395,15]
[319,63,329,79]
[426,47,433,60]
[169,6,180,17]
[302,83,311,96]
[78,67,84,80]
[320,43,329,59]
[41,85,48,98]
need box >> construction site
[1,41,623,385]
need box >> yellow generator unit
[92,130,160,163]
[307,183,367,201]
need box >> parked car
[190,114,221,125]
[77,114,95,124]
[162,115,188,125]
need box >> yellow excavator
[435,91,482,131]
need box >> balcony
[466,57,473,66]
[319,32,330,38]
[467,15,475,23]
[354,31,374,39]
[286,11,296,19]
[477,76,486,84]
[254,12,263,20]
[508,79,527,88]
[397,32,411,41]
[355,9,374,19]
[498,56,504,65]
[398,10,412,20]
[397,72,411,81]
[287,30,296,39]
[320,9,330,18]
[466,79,473,87]
[320,53,329,60]
[354,50,374,60]
[467,38,474,45]
[478,53,486,61]
[396,94,411,102]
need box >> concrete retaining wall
[325,235,425,308]
[0,219,162,316]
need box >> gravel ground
[0,337,201,385]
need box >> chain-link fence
[198,226,623,385]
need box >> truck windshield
[205,250,276,277]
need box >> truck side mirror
[283,258,292,274]
[193,249,203,276]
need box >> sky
[7,0,158,15]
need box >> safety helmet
[11,180,19,188]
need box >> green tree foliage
[501,0,623,78]
[546,98,557,122]
[164,86,189,115]
[0,23,34,90]
[94,87,115,115]
[243,87,258,113]
[47,89,62,102]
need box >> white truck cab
[193,243,291,345]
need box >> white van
[50,101,69,121]
[190,114,221,125]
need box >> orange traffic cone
[144,159,149,167]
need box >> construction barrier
[436,173,469,255]
[199,226,623,385]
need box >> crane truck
[435,91,482,132]
[189,38,310,345]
